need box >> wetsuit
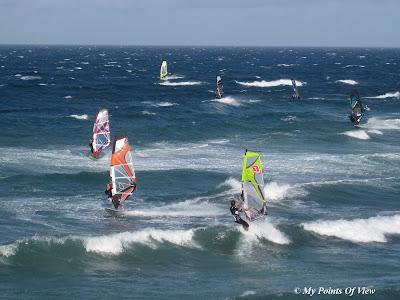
[230,205,249,229]
[89,141,94,155]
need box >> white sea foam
[240,219,290,245]
[343,65,365,68]
[341,130,370,140]
[264,182,292,202]
[64,95,73,99]
[335,79,358,85]
[240,291,256,297]
[151,102,179,107]
[141,110,156,115]
[211,96,242,107]
[366,92,400,99]
[123,198,224,218]
[0,229,199,257]
[221,178,305,203]
[281,115,298,122]
[364,117,400,130]
[69,114,88,120]
[277,64,294,67]
[219,177,242,194]
[84,229,198,254]
[236,79,304,88]
[159,81,201,86]
[20,76,41,81]
[163,75,184,80]
[301,214,400,243]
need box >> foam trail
[301,214,400,243]
[236,79,304,88]
[364,117,400,130]
[163,75,184,80]
[335,79,358,85]
[211,96,242,107]
[123,199,225,218]
[341,130,370,140]
[366,92,400,99]
[159,81,202,86]
[69,114,88,120]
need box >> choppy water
[1,46,400,299]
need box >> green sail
[241,150,267,221]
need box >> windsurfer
[230,199,249,231]
[89,139,94,155]
[105,180,113,201]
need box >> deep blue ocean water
[0,46,399,299]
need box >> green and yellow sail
[241,150,267,221]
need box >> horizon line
[0,43,399,50]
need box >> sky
[0,0,399,47]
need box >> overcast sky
[0,0,399,47]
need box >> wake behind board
[105,207,124,215]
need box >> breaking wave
[301,214,400,243]
[335,79,358,85]
[366,92,400,99]
[239,219,290,246]
[235,79,304,88]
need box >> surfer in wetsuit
[230,199,249,231]
[89,139,95,156]
[105,180,115,205]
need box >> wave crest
[301,214,400,243]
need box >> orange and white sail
[110,136,137,203]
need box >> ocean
[0,46,399,299]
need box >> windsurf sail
[241,150,267,222]
[110,136,137,204]
[160,60,168,80]
[215,75,224,99]
[92,109,110,157]
[349,90,365,125]
[291,79,300,99]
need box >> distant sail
[291,79,300,99]
[92,109,110,157]
[215,76,224,99]
[110,136,137,204]
[160,60,168,80]
[241,150,267,222]
[349,90,365,125]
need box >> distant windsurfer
[215,76,224,99]
[230,199,250,231]
[291,78,300,100]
